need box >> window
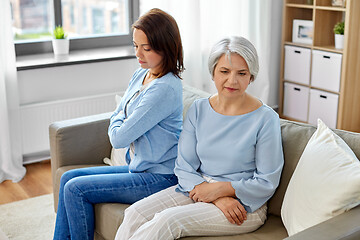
[11,0,54,42]
[91,8,104,34]
[11,0,139,56]
[111,11,119,33]
[82,7,87,30]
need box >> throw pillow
[103,147,128,166]
[103,94,128,166]
[281,119,360,236]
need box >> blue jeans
[53,165,178,240]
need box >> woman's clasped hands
[189,181,247,225]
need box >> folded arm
[108,83,177,148]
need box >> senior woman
[115,36,284,240]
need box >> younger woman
[53,8,184,240]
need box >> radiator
[20,93,120,163]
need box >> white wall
[200,1,284,108]
[140,0,283,108]
[18,59,138,105]
[17,58,138,161]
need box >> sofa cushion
[268,119,360,217]
[281,119,360,236]
[268,120,316,217]
[182,84,211,119]
[94,213,287,240]
[94,203,130,240]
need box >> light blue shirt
[108,68,183,174]
[174,98,284,213]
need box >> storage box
[284,45,311,85]
[311,50,342,92]
[283,82,309,122]
[308,89,339,128]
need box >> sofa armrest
[285,205,360,240]
[49,112,113,190]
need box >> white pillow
[103,147,128,166]
[103,94,128,166]
[281,119,360,236]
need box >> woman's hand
[189,182,220,202]
[213,197,247,225]
[189,182,236,203]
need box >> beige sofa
[50,85,360,240]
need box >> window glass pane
[61,0,130,39]
[10,0,54,42]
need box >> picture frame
[331,0,346,7]
[292,19,313,45]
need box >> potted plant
[52,26,69,57]
[333,21,344,49]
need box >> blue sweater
[108,68,183,174]
[174,98,284,213]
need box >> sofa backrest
[182,84,211,119]
[268,119,360,217]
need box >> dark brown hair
[132,8,184,79]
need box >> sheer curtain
[0,0,26,183]
[140,0,283,105]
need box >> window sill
[16,46,136,71]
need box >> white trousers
[115,186,267,240]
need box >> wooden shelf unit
[278,0,360,132]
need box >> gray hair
[208,36,259,81]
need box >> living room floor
[0,160,52,204]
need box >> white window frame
[15,0,139,56]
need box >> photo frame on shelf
[292,19,313,45]
[332,0,346,7]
